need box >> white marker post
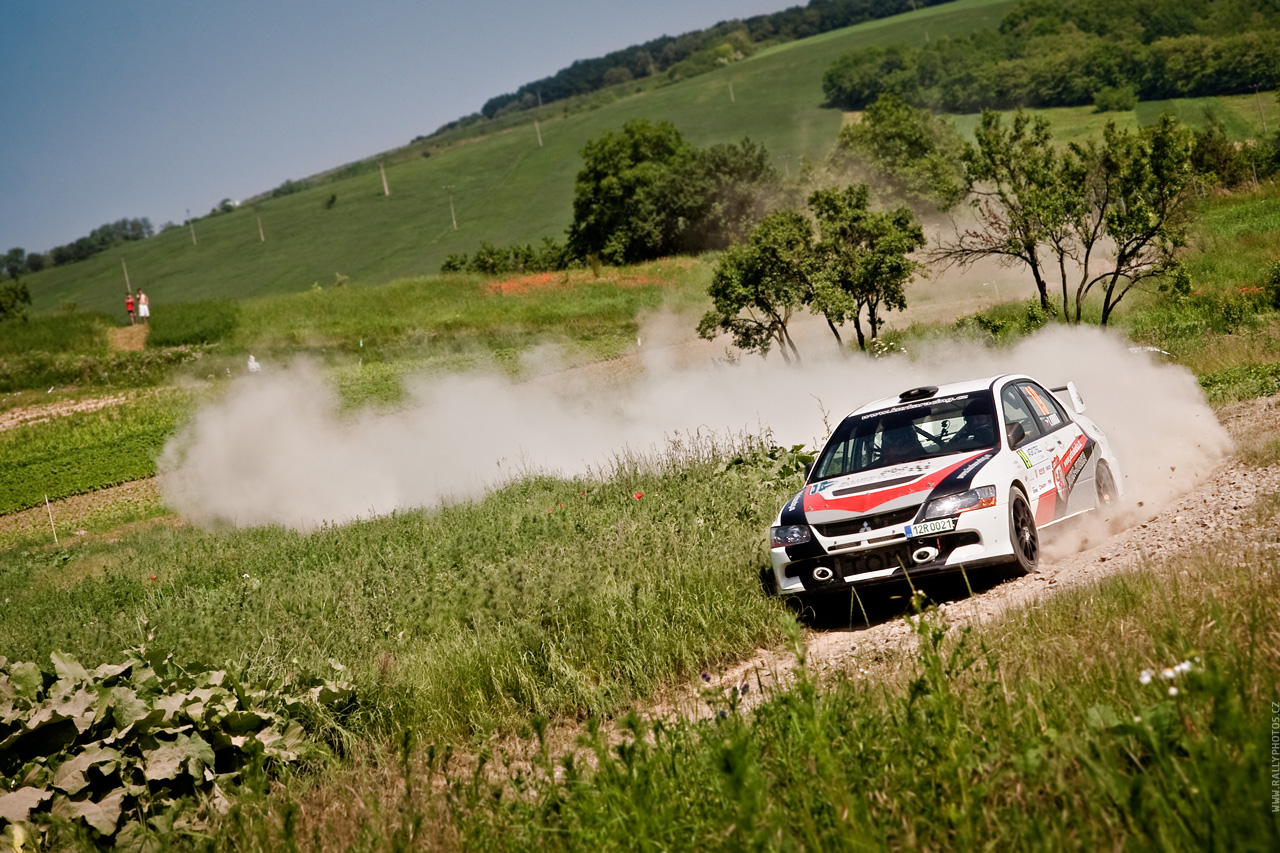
[535,119,543,147]
[45,495,57,544]
[380,162,390,196]
[257,215,265,242]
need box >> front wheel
[1009,490,1039,573]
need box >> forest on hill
[823,0,1279,111]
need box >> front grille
[832,544,913,576]
[814,505,919,538]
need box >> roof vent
[898,385,938,402]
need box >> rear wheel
[1096,460,1117,510]
[1009,490,1039,573]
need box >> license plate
[905,518,956,537]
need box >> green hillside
[23,0,1015,318]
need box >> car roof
[848,374,1024,418]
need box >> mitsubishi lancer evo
[767,375,1122,596]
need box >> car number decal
[905,518,957,537]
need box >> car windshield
[811,391,998,480]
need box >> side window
[1019,382,1070,435]
[1001,385,1042,448]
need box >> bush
[145,300,239,348]
[1093,84,1138,112]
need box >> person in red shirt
[125,293,136,325]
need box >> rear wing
[1049,382,1086,414]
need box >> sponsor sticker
[905,517,957,537]
[1017,449,1032,468]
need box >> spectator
[136,289,149,324]
[125,292,135,325]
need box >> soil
[109,324,149,351]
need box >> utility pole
[380,162,390,196]
[121,257,131,291]
[257,215,265,242]
[534,119,543,147]
[186,209,196,246]
[444,186,458,230]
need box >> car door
[1001,382,1059,523]
[1016,380,1095,517]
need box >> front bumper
[769,502,1012,595]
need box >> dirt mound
[109,324,149,351]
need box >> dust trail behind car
[158,326,1231,531]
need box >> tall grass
[0,435,800,742]
[145,298,239,347]
[0,312,111,356]
[262,535,1279,852]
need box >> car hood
[797,449,996,524]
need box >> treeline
[4,218,154,280]
[455,0,956,126]
[823,0,1280,112]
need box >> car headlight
[921,486,997,520]
[770,524,812,548]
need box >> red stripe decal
[802,451,987,516]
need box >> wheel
[1095,460,1117,510]
[1009,490,1039,573]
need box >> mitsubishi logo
[859,521,872,534]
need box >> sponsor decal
[906,518,957,537]
[1022,385,1052,416]
[855,393,971,420]
[1017,449,1032,468]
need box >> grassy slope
[23,0,1015,318]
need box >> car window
[1001,385,1042,448]
[1018,381,1071,435]
[812,392,997,480]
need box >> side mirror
[803,462,814,479]
[1007,422,1026,448]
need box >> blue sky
[1,1,793,254]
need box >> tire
[1009,489,1039,573]
[1095,460,1117,510]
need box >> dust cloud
[159,325,1231,531]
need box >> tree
[697,211,813,363]
[0,279,31,322]
[808,185,926,350]
[3,248,26,280]
[566,120,775,264]
[1086,115,1195,324]
[566,119,694,265]
[934,109,1077,314]
[833,94,967,209]
[935,110,1195,325]
[698,183,927,360]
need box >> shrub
[0,648,352,847]
[1093,84,1138,112]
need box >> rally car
[767,375,1122,596]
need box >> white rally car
[767,375,1121,596]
